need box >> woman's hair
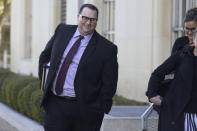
[184,7,197,23]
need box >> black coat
[146,46,194,131]
[38,24,118,114]
[171,36,189,54]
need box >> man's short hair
[79,4,99,18]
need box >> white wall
[66,0,78,25]
[11,0,25,74]
[11,0,172,102]
[31,0,56,76]
[11,0,56,76]
[115,0,171,101]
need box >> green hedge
[0,68,44,123]
[0,68,147,125]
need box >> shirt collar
[73,28,94,40]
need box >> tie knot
[79,35,84,40]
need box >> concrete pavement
[0,103,44,131]
[0,103,158,131]
[0,117,19,131]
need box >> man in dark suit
[38,4,118,131]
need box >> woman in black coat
[151,7,197,115]
[146,28,197,131]
[172,8,197,54]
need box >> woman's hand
[194,30,197,56]
[150,95,163,106]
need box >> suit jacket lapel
[54,26,77,69]
[45,26,77,93]
[76,31,98,74]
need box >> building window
[61,0,66,23]
[186,0,197,9]
[24,0,32,59]
[103,0,115,42]
[172,0,197,46]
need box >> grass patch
[113,95,148,105]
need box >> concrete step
[101,106,158,131]
[0,103,158,131]
[0,103,43,131]
[0,117,19,131]
[102,116,142,131]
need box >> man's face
[77,7,98,36]
[184,21,197,44]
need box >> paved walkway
[0,117,18,131]
[109,106,158,118]
[0,102,43,131]
[109,106,148,117]
[0,104,157,131]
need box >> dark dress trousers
[146,46,195,131]
[38,24,118,131]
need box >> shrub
[0,68,44,123]
[0,68,147,125]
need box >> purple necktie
[55,35,84,95]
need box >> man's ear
[77,14,80,23]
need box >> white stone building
[10,0,197,102]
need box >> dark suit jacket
[146,46,194,131]
[38,24,118,114]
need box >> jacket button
[171,121,175,125]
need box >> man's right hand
[150,95,163,106]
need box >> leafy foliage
[0,68,147,124]
[0,68,44,124]
[0,0,11,26]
